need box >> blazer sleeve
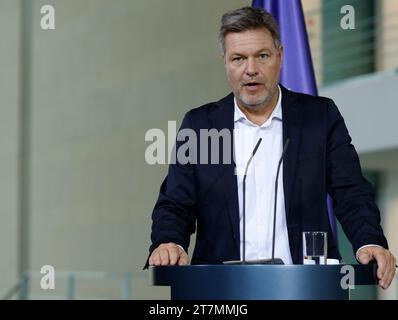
[325,99,388,255]
[149,111,197,256]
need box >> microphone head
[252,138,262,156]
[283,138,290,153]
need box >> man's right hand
[148,242,189,266]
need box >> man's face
[223,28,283,110]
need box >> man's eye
[233,57,243,62]
[259,53,270,60]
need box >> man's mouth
[243,82,263,91]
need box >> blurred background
[0,0,397,300]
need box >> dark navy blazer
[149,86,388,265]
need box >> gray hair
[219,6,281,54]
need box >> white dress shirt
[234,86,293,264]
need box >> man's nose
[245,57,258,77]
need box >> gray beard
[238,84,278,110]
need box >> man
[147,7,396,289]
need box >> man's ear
[279,46,284,65]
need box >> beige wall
[1,0,247,299]
[0,0,19,295]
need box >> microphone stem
[271,169,279,263]
[271,138,289,264]
[243,176,246,264]
[242,138,262,264]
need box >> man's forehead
[224,29,274,54]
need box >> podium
[151,264,377,300]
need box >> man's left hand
[357,246,396,289]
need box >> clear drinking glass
[303,231,327,265]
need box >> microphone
[269,138,290,264]
[223,138,290,265]
[223,138,262,265]
[242,137,262,263]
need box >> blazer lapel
[281,86,303,219]
[210,93,240,254]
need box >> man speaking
[147,6,396,289]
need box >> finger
[374,252,387,280]
[168,246,180,265]
[380,255,396,289]
[149,250,161,266]
[178,252,189,265]
[380,267,392,289]
[379,265,389,288]
[357,249,372,265]
[381,268,394,289]
[159,248,170,265]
